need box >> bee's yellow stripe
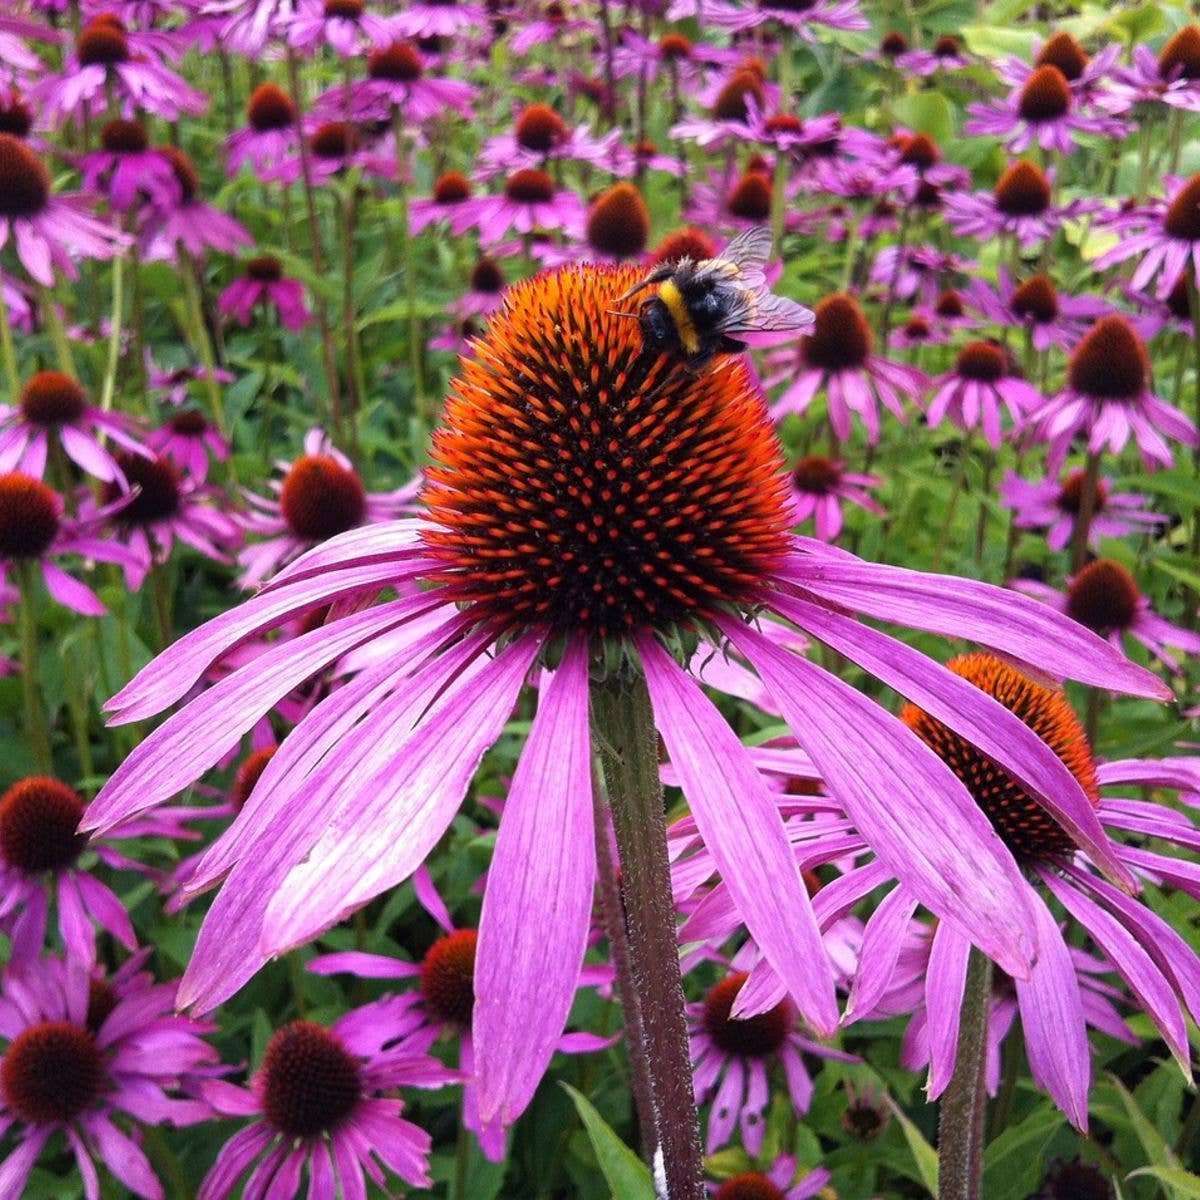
[658,280,700,355]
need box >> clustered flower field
[0,0,1198,1197]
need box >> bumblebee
[617,226,813,368]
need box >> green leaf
[884,1095,938,1196]
[561,1084,656,1200]
[1127,1168,1200,1198]
[960,25,1036,61]
[892,91,956,144]
[1105,1074,1180,1169]
[982,1108,1065,1200]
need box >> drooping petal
[720,616,1039,980]
[475,638,594,1127]
[638,634,838,1037]
[924,921,971,1099]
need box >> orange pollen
[419,264,792,640]
[901,653,1097,862]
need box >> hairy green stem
[38,284,77,377]
[392,108,428,420]
[0,278,20,399]
[17,562,53,773]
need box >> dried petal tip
[587,182,650,258]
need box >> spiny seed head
[658,32,692,59]
[1066,559,1139,633]
[0,133,50,219]
[1012,274,1058,322]
[1,1021,105,1124]
[955,340,1008,381]
[504,167,555,203]
[158,146,198,204]
[993,159,1051,216]
[310,122,360,159]
[934,34,961,56]
[1163,174,1200,241]
[712,69,765,121]
[899,132,939,170]
[246,254,283,282]
[100,118,149,154]
[792,455,842,495]
[1067,315,1147,400]
[260,1021,362,1139]
[727,171,772,221]
[106,452,182,525]
[586,182,650,258]
[714,1175,786,1200]
[1036,32,1089,81]
[246,82,295,131]
[76,21,129,66]
[420,265,792,640]
[421,929,477,1025]
[902,654,1096,862]
[934,289,965,318]
[802,293,873,371]
[0,777,87,874]
[703,973,792,1058]
[0,472,61,560]
[232,745,278,809]
[879,30,908,56]
[368,42,422,81]
[433,170,472,204]
[279,454,366,541]
[0,93,33,139]
[1018,66,1072,121]
[650,227,718,267]
[1158,25,1200,81]
[20,371,88,426]
[514,103,566,152]
[470,256,505,292]
[168,409,209,436]
[1057,469,1109,515]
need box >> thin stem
[38,284,77,377]
[770,30,795,257]
[60,642,95,790]
[392,107,428,420]
[591,668,704,1200]
[592,771,657,1161]
[0,278,20,399]
[338,181,363,462]
[17,562,53,773]
[149,561,173,651]
[1069,451,1102,575]
[454,1119,470,1200]
[932,443,971,571]
[937,947,993,1200]
[98,252,125,415]
[974,449,994,568]
[179,248,229,440]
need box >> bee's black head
[637,297,682,354]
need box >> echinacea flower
[0,133,127,287]
[198,1004,454,1199]
[237,429,418,587]
[225,82,299,176]
[1001,469,1165,551]
[79,119,181,212]
[709,1156,831,1199]
[1095,173,1200,300]
[139,147,252,262]
[387,0,487,38]
[926,341,1042,449]
[0,370,149,486]
[787,455,883,541]
[284,0,392,56]
[267,120,395,187]
[585,182,651,260]
[218,254,312,331]
[944,158,1082,249]
[996,32,1123,107]
[1023,315,1199,470]
[966,268,1108,353]
[768,293,927,442]
[464,168,586,244]
[0,472,136,614]
[149,409,230,483]
[86,263,1165,1150]
[896,34,970,76]
[715,0,867,40]
[965,64,1123,153]
[409,171,477,234]
[689,970,857,1154]
[1013,559,1200,673]
[477,103,620,180]
[1103,24,1200,115]
[0,950,218,1199]
[849,656,1200,1125]
[320,41,477,124]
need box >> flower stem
[591,668,704,1200]
[932,441,971,572]
[937,946,993,1200]
[593,770,658,1160]
[1069,450,1101,575]
[149,561,173,651]
[0,277,20,399]
[179,248,229,440]
[37,284,77,377]
[770,30,795,257]
[391,108,428,422]
[98,251,124,415]
[338,181,363,464]
[16,562,53,774]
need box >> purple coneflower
[0,133,126,287]
[79,118,181,212]
[768,293,927,442]
[0,370,148,485]
[85,264,1164,1148]
[477,102,619,180]
[237,429,418,587]
[611,30,737,87]
[218,254,312,331]
[0,950,218,1199]
[966,63,1123,152]
[1095,173,1200,299]
[709,1155,831,1199]
[926,341,1042,449]
[465,167,585,244]
[689,970,857,1154]
[453,255,507,319]
[0,472,135,614]
[787,455,883,541]
[1104,24,1200,114]
[967,267,1108,352]
[997,31,1123,105]
[715,0,867,40]
[896,34,970,76]
[409,170,476,234]
[284,0,392,56]
[868,244,974,308]
[225,82,298,176]
[944,158,1082,249]
[1013,559,1200,673]
[139,146,253,262]
[389,0,488,38]
[1023,314,1199,470]
[198,1002,454,1199]
[1001,469,1165,551]
[267,119,395,187]
[149,409,230,483]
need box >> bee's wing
[720,226,774,272]
[714,289,814,341]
